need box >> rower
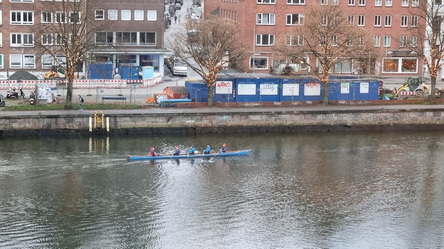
[150,147,158,157]
[174,146,181,156]
[189,145,195,155]
[220,143,227,153]
[204,145,211,154]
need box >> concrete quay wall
[1,107,444,136]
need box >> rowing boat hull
[127,149,251,161]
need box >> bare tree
[169,16,245,106]
[35,0,111,109]
[410,0,444,102]
[275,4,381,105]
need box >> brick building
[203,0,425,78]
[0,0,166,80]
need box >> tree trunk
[64,69,75,109]
[208,85,214,106]
[430,75,437,103]
[322,80,329,105]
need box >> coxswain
[149,147,157,157]
[220,143,227,153]
[174,146,181,156]
[204,145,211,154]
[189,145,195,155]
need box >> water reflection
[0,132,444,248]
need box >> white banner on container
[341,83,350,94]
[360,82,369,93]
[215,81,232,94]
[260,83,278,95]
[238,84,256,95]
[304,82,321,96]
[282,84,299,96]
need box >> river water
[1,132,443,248]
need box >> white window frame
[256,13,275,25]
[400,36,407,47]
[410,36,417,47]
[348,0,355,5]
[147,10,157,21]
[121,10,131,20]
[374,15,381,27]
[95,9,104,20]
[287,0,305,5]
[375,0,382,6]
[402,0,408,6]
[41,11,52,23]
[373,35,381,46]
[401,15,408,27]
[384,15,392,27]
[358,0,365,6]
[0,54,3,69]
[10,0,33,2]
[108,9,118,20]
[256,34,275,46]
[55,11,66,23]
[0,10,2,25]
[23,54,36,69]
[11,11,34,25]
[41,33,53,45]
[286,14,304,25]
[286,34,304,46]
[412,0,419,6]
[257,0,276,3]
[134,10,144,21]
[411,16,418,27]
[41,54,53,69]
[10,33,34,47]
[331,0,339,5]
[0,33,2,47]
[250,56,269,70]
[383,35,391,47]
[69,12,81,24]
[385,0,392,6]
[358,15,365,26]
[347,15,355,25]
[321,0,328,5]
[10,54,22,69]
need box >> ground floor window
[383,57,417,73]
[332,59,352,73]
[0,54,3,69]
[250,56,268,70]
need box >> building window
[250,56,268,69]
[400,36,407,47]
[0,33,2,47]
[385,0,392,6]
[383,58,417,73]
[11,11,34,25]
[286,14,304,25]
[95,32,113,45]
[69,12,80,24]
[10,54,22,68]
[147,10,157,21]
[257,0,275,3]
[134,10,144,21]
[347,15,355,25]
[108,9,118,20]
[256,34,275,45]
[374,15,381,27]
[358,15,365,26]
[401,16,408,27]
[257,13,275,25]
[331,0,339,5]
[348,0,355,5]
[41,33,53,45]
[287,0,305,5]
[95,10,104,20]
[286,34,304,46]
[121,10,131,20]
[411,16,418,27]
[321,0,328,5]
[410,36,417,47]
[0,54,3,69]
[55,12,66,23]
[11,33,34,47]
[402,0,408,6]
[41,11,52,23]
[383,35,391,47]
[42,54,53,69]
[358,0,365,6]
[373,35,381,46]
[23,55,35,69]
[0,10,2,25]
[10,0,33,2]
[140,32,156,45]
[384,15,392,27]
[412,0,419,6]
[375,0,382,6]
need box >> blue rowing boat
[126,149,251,161]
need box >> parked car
[175,3,181,10]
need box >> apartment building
[0,0,166,79]
[203,0,424,78]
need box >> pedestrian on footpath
[78,95,84,110]
[174,15,177,23]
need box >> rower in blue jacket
[204,145,211,154]
[189,145,195,155]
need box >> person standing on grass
[78,95,84,110]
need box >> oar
[209,150,219,162]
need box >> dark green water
[1,132,444,248]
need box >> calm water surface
[1,132,444,248]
